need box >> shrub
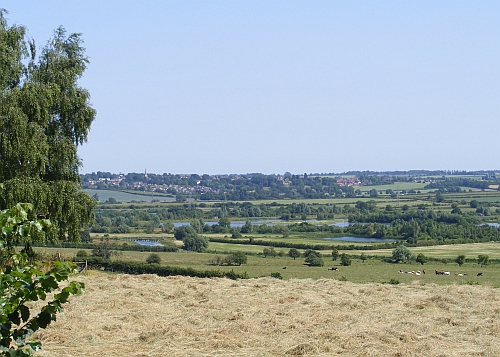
[288,248,300,260]
[392,245,413,263]
[455,255,465,266]
[416,253,428,265]
[340,253,351,266]
[332,248,339,261]
[478,254,489,267]
[270,272,283,279]
[231,231,242,238]
[224,252,247,266]
[0,204,84,356]
[146,253,161,264]
[91,244,114,259]
[304,250,324,267]
[183,235,209,252]
[76,250,88,259]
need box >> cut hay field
[34,272,500,356]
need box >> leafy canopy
[0,9,96,242]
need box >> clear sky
[3,1,500,175]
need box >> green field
[84,189,175,203]
[34,241,500,286]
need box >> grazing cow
[422,270,426,274]
[282,267,286,270]
[443,271,450,276]
[435,270,444,275]
[328,267,339,271]
[477,272,483,277]
[398,270,404,274]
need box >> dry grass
[34,272,500,357]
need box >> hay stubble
[35,273,500,356]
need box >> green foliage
[76,250,88,258]
[331,248,339,261]
[91,244,114,259]
[263,247,277,258]
[145,223,155,234]
[85,257,248,280]
[478,254,489,267]
[224,251,247,266]
[392,244,413,263]
[270,272,283,279]
[0,203,83,356]
[240,219,253,234]
[231,231,242,239]
[0,11,96,242]
[340,253,351,266]
[173,225,197,240]
[388,278,400,285]
[146,253,161,264]
[360,252,367,263]
[455,254,466,266]
[182,235,208,252]
[304,250,324,267]
[288,248,300,260]
[416,253,428,265]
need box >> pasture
[84,189,175,203]
[34,243,500,286]
[33,272,500,356]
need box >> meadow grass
[34,244,500,286]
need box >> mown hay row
[35,272,500,356]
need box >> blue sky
[3,1,500,174]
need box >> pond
[133,240,164,247]
[324,236,397,243]
[173,219,279,228]
[482,223,500,228]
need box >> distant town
[81,170,499,201]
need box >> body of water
[133,240,164,247]
[324,236,397,243]
[482,223,500,228]
[173,219,278,228]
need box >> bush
[91,244,114,259]
[455,254,465,266]
[0,204,84,356]
[478,254,489,267]
[183,235,209,252]
[231,231,242,239]
[304,250,324,267]
[416,253,428,265]
[76,250,88,259]
[288,248,300,260]
[224,252,247,266]
[392,245,413,263]
[340,253,351,266]
[270,272,283,279]
[146,253,161,264]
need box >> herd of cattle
[398,269,483,277]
